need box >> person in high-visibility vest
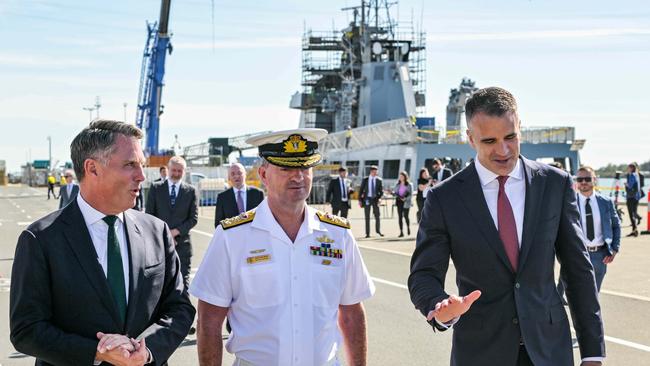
[46,173,57,200]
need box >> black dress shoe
[365,234,371,238]
[398,232,404,238]
[377,232,384,237]
[637,216,642,226]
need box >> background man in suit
[214,163,264,227]
[408,87,604,366]
[431,158,453,183]
[359,165,383,238]
[154,166,168,182]
[58,169,79,209]
[326,166,353,218]
[573,165,621,291]
[146,156,198,291]
[10,120,194,366]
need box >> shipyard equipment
[136,0,173,157]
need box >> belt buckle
[587,245,601,252]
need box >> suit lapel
[62,201,123,329]
[123,210,144,331]
[456,164,514,272]
[518,158,547,271]
[175,181,184,205]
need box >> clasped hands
[95,332,149,366]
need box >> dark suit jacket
[146,181,198,246]
[58,183,79,209]
[359,176,383,207]
[326,177,353,211]
[434,167,453,182]
[408,157,604,366]
[10,200,195,366]
[214,186,264,227]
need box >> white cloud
[176,37,300,50]
[428,28,650,42]
[0,53,101,68]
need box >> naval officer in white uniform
[190,128,375,366]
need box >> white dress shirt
[66,183,74,197]
[367,176,376,197]
[168,180,181,198]
[474,158,525,246]
[77,193,130,302]
[233,185,248,211]
[577,192,604,247]
[190,200,375,366]
[339,177,348,202]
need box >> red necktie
[497,176,519,271]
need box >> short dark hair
[465,87,518,127]
[578,165,595,176]
[338,166,347,172]
[432,158,442,166]
[70,119,143,182]
[369,165,378,171]
[159,166,168,173]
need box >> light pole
[123,102,128,122]
[94,96,102,119]
[47,136,52,172]
[83,107,95,122]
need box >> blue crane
[136,0,173,157]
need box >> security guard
[190,129,375,366]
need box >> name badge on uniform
[246,254,271,264]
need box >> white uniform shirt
[190,199,375,366]
[577,192,604,247]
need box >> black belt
[587,245,604,252]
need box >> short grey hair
[465,87,518,128]
[70,119,143,182]
[168,156,187,168]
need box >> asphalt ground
[0,185,649,365]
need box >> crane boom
[136,0,172,157]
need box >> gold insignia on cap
[283,134,308,153]
[220,209,257,230]
[316,211,351,229]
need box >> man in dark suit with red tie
[326,166,353,218]
[214,163,264,227]
[408,87,605,366]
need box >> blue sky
[1,0,648,172]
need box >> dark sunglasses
[575,177,592,183]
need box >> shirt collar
[77,193,124,227]
[233,185,246,193]
[474,156,523,187]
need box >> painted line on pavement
[372,275,650,353]
[358,244,411,257]
[192,229,214,238]
[372,277,407,290]
[193,230,648,304]
[600,289,650,303]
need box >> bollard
[642,190,650,235]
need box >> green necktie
[103,215,127,324]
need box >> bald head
[229,163,246,189]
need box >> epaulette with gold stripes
[316,211,351,229]
[220,209,256,230]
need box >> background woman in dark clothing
[625,163,642,236]
[415,168,429,222]
[394,171,413,237]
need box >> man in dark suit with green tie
[10,120,195,366]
